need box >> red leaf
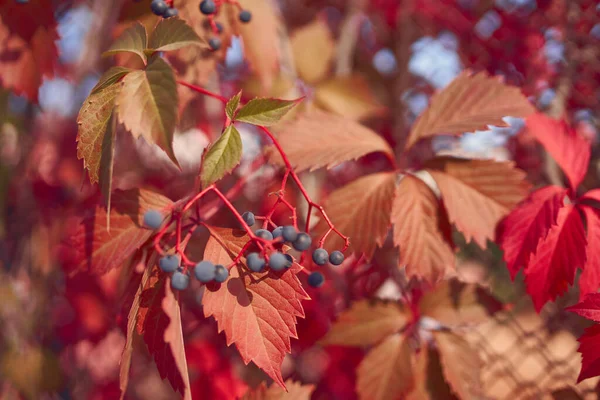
[497,185,566,279]
[240,380,315,400]
[525,113,590,191]
[524,204,587,311]
[573,324,600,382]
[137,266,191,399]
[60,189,173,276]
[0,0,59,101]
[566,293,600,323]
[201,227,309,388]
[579,206,600,299]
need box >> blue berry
[199,0,216,15]
[312,248,328,266]
[329,250,344,266]
[284,254,294,268]
[242,211,255,227]
[239,10,252,23]
[255,229,273,241]
[143,209,163,230]
[308,271,325,288]
[163,7,178,18]
[282,226,298,242]
[214,265,229,283]
[272,226,283,239]
[215,21,224,33]
[171,271,190,291]
[194,261,216,283]
[293,232,312,251]
[15,0,29,3]
[159,255,180,273]
[269,253,288,271]
[151,0,168,16]
[247,253,265,272]
[209,37,221,51]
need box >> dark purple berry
[199,0,216,15]
[282,226,298,242]
[159,255,180,273]
[269,253,288,271]
[151,0,169,16]
[215,21,224,33]
[242,211,255,227]
[194,261,216,283]
[171,271,190,290]
[214,265,229,283]
[209,37,221,51]
[272,226,283,239]
[239,10,252,23]
[163,7,178,18]
[284,254,294,268]
[312,248,328,266]
[329,250,344,266]
[293,232,312,251]
[247,253,265,272]
[256,229,273,241]
[308,271,325,288]
[143,209,163,230]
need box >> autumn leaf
[579,206,600,299]
[137,267,191,399]
[319,300,408,347]
[272,109,394,172]
[524,204,587,311]
[200,125,243,188]
[117,55,180,167]
[0,0,59,101]
[59,189,173,276]
[391,175,454,282]
[407,346,457,400]
[240,380,315,400]
[315,75,387,121]
[526,113,590,191]
[147,17,204,52]
[418,279,502,326]
[356,334,414,400]
[566,294,600,322]
[103,22,148,63]
[433,331,483,399]
[497,185,566,279]
[202,227,309,388]
[317,172,397,258]
[235,97,301,126]
[426,157,530,248]
[90,66,131,94]
[225,91,242,120]
[572,324,600,382]
[405,70,535,151]
[290,19,334,84]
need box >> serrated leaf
[426,157,530,249]
[405,70,535,150]
[117,55,179,167]
[202,227,309,388]
[103,22,147,63]
[579,206,600,299]
[356,334,414,400]
[418,279,502,326]
[225,91,242,120]
[200,125,243,188]
[317,172,397,258]
[566,294,600,323]
[272,109,393,172]
[320,300,408,347]
[148,16,204,52]
[59,189,173,276]
[240,380,315,400]
[290,19,334,84]
[526,113,590,191]
[572,324,600,382]
[235,97,301,126]
[100,112,117,226]
[391,175,455,282]
[407,346,457,400]
[91,67,131,95]
[524,204,587,311]
[497,185,566,280]
[433,331,483,399]
[137,266,191,399]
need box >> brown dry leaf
[356,334,414,400]
[290,19,334,84]
[317,172,397,258]
[433,331,484,399]
[405,70,535,151]
[272,109,393,172]
[391,175,454,282]
[240,380,315,400]
[319,300,408,347]
[426,157,530,248]
[315,74,386,121]
[407,346,457,400]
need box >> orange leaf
[240,380,315,400]
[290,19,334,84]
[273,109,393,172]
[317,172,397,258]
[202,227,309,388]
[391,175,454,282]
[319,300,408,347]
[426,157,530,248]
[356,334,414,400]
[406,346,456,400]
[405,70,535,151]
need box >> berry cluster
[151,0,178,19]
[199,0,252,51]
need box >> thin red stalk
[177,81,228,103]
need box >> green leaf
[91,67,131,95]
[103,22,147,63]
[234,97,301,126]
[117,55,180,168]
[201,125,243,188]
[148,17,204,52]
[225,91,242,120]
